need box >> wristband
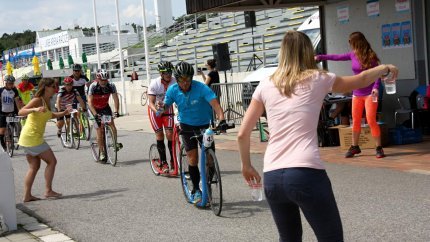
[382,66,390,77]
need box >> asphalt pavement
[7,104,430,241]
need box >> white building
[154,0,173,31]
[35,25,139,66]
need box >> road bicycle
[78,105,91,141]
[149,123,180,177]
[3,114,23,157]
[178,122,235,216]
[59,109,80,150]
[141,85,148,106]
[89,114,120,166]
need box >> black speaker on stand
[212,43,231,72]
[244,11,262,71]
[244,11,256,28]
[212,43,240,120]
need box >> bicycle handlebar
[187,122,235,141]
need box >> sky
[1,0,187,36]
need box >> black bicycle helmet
[157,61,174,72]
[73,64,82,71]
[21,74,30,80]
[96,69,109,80]
[5,75,15,83]
[173,61,194,80]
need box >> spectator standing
[18,78,70,202]
[198,59,221,98]
[316,32,385,158]
[238,30,398,241]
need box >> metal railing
[211,82,256,125]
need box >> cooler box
[389,126,423,145]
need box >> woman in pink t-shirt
[238,31,398,241]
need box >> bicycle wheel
[89,123,99,162]
[171,127,181,175]
[5,125,14,157]
[71,118,80,150]
[81,112,91,141]
[13,122,21,150]
[60,119,72,148]
[141,89,148,106]
[105,125,117,166]
[149,143,162,176]
[179,145,193,203]
[206,149,223,216]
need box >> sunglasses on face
[178,76,192,83]
[64,84,73,86]
[161,71,172,75]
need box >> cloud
[0,0,185,35]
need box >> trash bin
[0,151,17,232]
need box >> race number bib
[102,115,112,123]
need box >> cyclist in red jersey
[55,77,86,137]
[87,69,122,162]
[148,61,176,173]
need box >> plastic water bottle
[250,179,263,201]
[203,128,214,147]
[383,72,396,94]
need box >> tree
[59,57,64,69]
[47,59,53,70]
[67,54,74,68]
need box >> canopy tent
[4,49,40,63]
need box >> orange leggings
[352,95,380,137]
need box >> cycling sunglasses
[178,76,192,83]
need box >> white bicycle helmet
[96,69,109,80]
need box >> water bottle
[250,179,263,202]
[203,128,214,147]
[383,72,396,94]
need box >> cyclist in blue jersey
[158,61,227,204]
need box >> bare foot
[23,196,42,203]
[44,191,63,199]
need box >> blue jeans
[264,168,343,242]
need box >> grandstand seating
[120,7,318,80]
[5,7,318,82]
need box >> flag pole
[92,0,101,69]
[140,0,151,86]
[115,0,128,115]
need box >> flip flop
[44,193,63,200]
[23,196,42,203]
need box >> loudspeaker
[244,11,256,28]
[212,43,231,71]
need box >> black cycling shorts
[180,123,215,152]
[92,105,113,126]
[0,112,16,128]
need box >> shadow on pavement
[62,188,128,199]
[119,159,149,167]
[220,200,270,219]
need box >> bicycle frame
[170,124,181,176]
[92,114,118,166]
[4,114,22,157]
[180,122,234,209]
[60,109,79,149]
